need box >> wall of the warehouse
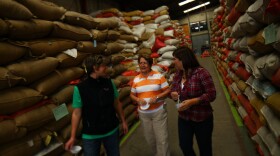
[178,8,215,54]
[179,10,215,25]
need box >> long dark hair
[173,46,200,71]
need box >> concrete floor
[120,57,258,156]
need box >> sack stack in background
[211,0,280,155]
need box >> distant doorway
[191,33,209,55]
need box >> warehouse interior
[0,0,280,156]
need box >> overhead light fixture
[183,1,210,13]
[179,0,195,6]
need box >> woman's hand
[171,92,179,101]
[122,121,128,134]
[149,96,157,104]
[178,98,199,111]
[64,137,76,151]
[137,98,147,106]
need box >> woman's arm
[114,98,128,134]
[65,108,81,150]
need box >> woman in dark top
[170,46,216,156]
[65,55,128,156]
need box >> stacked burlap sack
[0,0,135,155]
[211,0,280,155]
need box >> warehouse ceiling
[116,0,221,19]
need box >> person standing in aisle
[170,46,216,156]
[130,54,171,156]
[65,55,128,156]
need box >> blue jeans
[82,129,120,156]
[178,115,213,156]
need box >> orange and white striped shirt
[131,70,169,111]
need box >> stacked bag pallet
[0,1,189,155]
[120,6,189,81]
[211,0,280,155]
[0,0,133,155]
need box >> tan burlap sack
[15,104,56,131]
[77,41,106,54]
[107,30,120,41]
[119,52,134,57]
[0,134,43,156]
[102,8,120,14]
[121,96,132,109]
[144,20,155,25]
[137,48,152,55]
[16,0,66,21]
[56,52,88,68]
[0,0,33,20]
[104,42,124,55]
[30,67,84,96]
[122,10,142,17]
[50,85,74,105]
[7,57,59,85]
[0,120,27,145]
[124,16,132,22]
[115,75,130,85]
[159,10,169,16]
[44,112,71,132]
[111,54,126,65]
[0,67,23,90]
[266,92,280,115]
[6,19,54,40]
[0,19,8,37]
[11,39,77,57]
[94,17,119,30]
[0,42,27,65]
[247,30,274,55]
[0,87,43,115]
[237,80,248,92]
[119,86,131,101]
[250,97,266,119]
[119,34,138,42]
[112,79,121,88]
[44,103,72,132]
[111,64,128,78]
[143,16,152,22]
[62,11,99,29]
[124,105,136,118]
[91,29,108,42]
[155,27,164,36]
[234,0,253,12]
[126,109,138,127]
[140,32,154,41]
[51,21,92,41]
[60,122,82,141]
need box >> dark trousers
[82,129,120,156]
[178,115,213,156]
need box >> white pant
[139,108,170,156]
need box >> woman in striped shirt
[130,54,171,156]
[170,46,216,156]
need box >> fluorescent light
[183,2,210,13]
[179,0,195,6]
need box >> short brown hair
[138,54,153,66]
[83,55,110,75]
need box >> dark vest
[77,77,119,135]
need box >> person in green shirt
[65,55,128,156]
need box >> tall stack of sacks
[0,0,89,155]
[211,0,280,155]
[90,9,139,137]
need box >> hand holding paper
[178,98,199,111]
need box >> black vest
[77,77,119,135]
